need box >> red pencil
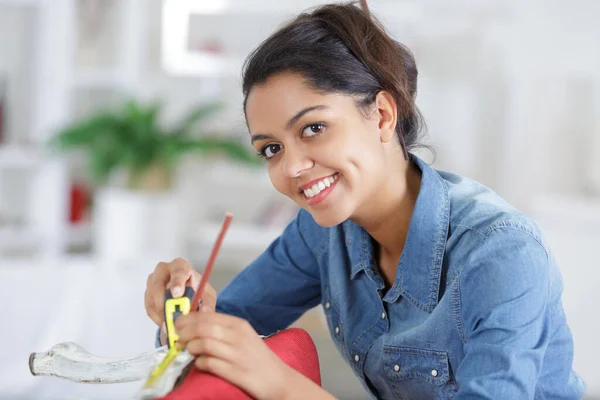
[191,212,233,311]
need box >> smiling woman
[244,71,421,229]
[144,2,586,399]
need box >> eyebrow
[250,105,329,144]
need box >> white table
[0,257,159,399]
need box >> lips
[298,173,339,198]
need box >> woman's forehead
[245,73,356,132]
[246,74,325,128]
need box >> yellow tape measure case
[164,286,195,349]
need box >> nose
[281,145,314,178]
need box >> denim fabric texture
[184,154,585,399]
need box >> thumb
[170,285,184,298]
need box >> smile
[299,173,340,206]
[302,173,339,198]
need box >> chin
[308,208,349,228]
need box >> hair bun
[359,0,371,20]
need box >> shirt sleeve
[214,209,323,336]
[454,226,550,399]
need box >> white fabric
[0,257,158,399]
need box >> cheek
[267,163,290,196]
[335,128,379,166]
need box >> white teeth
[303,174,338,198]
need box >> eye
[259,143,282,159]
[302,123,326,137]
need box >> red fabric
[157,328,321,400]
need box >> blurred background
[0,0,598,398]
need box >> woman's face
[245,72,398,227]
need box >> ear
[374,90,397,143]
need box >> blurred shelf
[191,221,283,252]
[162,0,411,16]
[204,162,271,188]
[162,50,244,78]
[0,225,40,254]
[67,221,93,248]
[161,0,510,16]
[0,145,40,168]
[0,0,40,5]
[161,0,301,17]
[73,68,126,90]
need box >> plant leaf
[172,102,223,138]
[169,136,262,165]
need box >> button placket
[380,304,389,332]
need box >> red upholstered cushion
[157,328,321,400]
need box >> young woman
[144,2,585,399]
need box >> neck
[351,156,422,262]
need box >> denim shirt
[179,155,586,399]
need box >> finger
[168,258,194,297]
[152,262,171,286]
[189,270,201,291]
[149,262,172,318]
[186,337,236,361]
[145,294,162,327]
[159,322,167,346]
[175,314,236,346]
[200,285,217,312]
[176,311,247,332]
[194,355,237,383]
[145,265,170,326]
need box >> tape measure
[143,287,195,389]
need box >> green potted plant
[49,98,261,263]
[49,98,260,191]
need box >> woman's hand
[175,312,293,400]
[144,257,217,343]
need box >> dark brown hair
[241,1,427,159]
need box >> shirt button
[394,364,400,372]
[431,369,438,377]
[381,312,386,319]
[325,302,331,310]
[354,355,360,362]
[335,326,340,334]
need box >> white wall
[0,5,37,238]
[0,4,35,145]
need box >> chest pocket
[384,346,458,400]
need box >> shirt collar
[348,154,450,313]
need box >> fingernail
[171,286,183,297]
